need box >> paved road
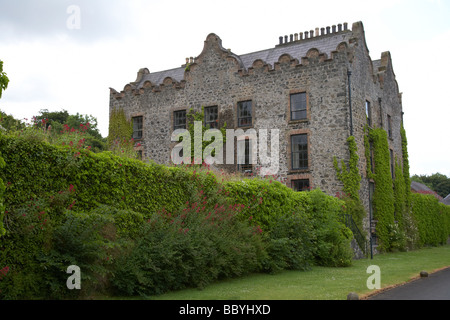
[368,267,450,300]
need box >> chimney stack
[277,22,350,45]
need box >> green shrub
[307,190,354,267]
[39,211,124,299]
[261,213,314,273]
[0,190,74,299]
[0,134,359,299]
[222,178,310,232]
[112,195,265,297]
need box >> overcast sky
[0,0,449,176]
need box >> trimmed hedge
[0,134,354,299]
[411,193,449,247]
[0,134,217,218]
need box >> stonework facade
[109,21,404,233]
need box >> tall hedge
[0,134,355,299]
[411,193,448,247]
[0,134,217,218]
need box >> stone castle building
[109,21,404,234]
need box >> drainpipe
[347,70,353,136]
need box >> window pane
[366,101,371,126]
[238,101,252,127]
[132,116,143,139]
[292,179,310,192]
[291,93,307,120]
[205,106,218,128]
[174,110,186,130]
[291,134,308,170]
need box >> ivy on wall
[333,136,366,234]
[364,127,395,252]
[400,124,411,209]
[107,108,133,148]
[333,136,361,202]
[186,107,227,164]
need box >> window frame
[390,149,395,180]
[132,116,143,140]
[291,179,310,192]
[366,100,372,127]
[204,106,219,129]
[291,134,309,171]
[237,100,253,128]
[237,138,253,173]
[290,92,307,121]
[387,114,392,139]
[173,110,187,131]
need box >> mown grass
[121,244,450,300]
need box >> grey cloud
[0,0,138,42]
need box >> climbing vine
[400,124,411,208]
[364,127,395,252]
[107,108,133,148]
[185,107,227,164]
[333,136,365,233]
[333,136,361,202]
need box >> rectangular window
[290,92,307,121]
[366,100,372,127]
[390,149,395,180]
[369,182,375,221]
[291,134,308,170]
[237,138,252,173]
[292,179,310,192]
[387,114,392,138]
[237,100,252,127]
[174,110,186,130]
[132,116,143,140]
[369,142,375,175]
[204,106,218,129]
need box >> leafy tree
[0,60,8,237]
[34,109,103,139]
[0,60,9,99]
[411,173,450,198]
[0,110,25,132]
[33,109,106,152]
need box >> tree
[32,109,106,152]
[34,109,103,139]
[0,110,25,132]
[0,60,9,99]
[0,60,8,237]
[411,173,450,198]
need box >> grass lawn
[129,244,450,300]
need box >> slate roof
[411,181,444,202]
[443,194,450,206]
[133,29,353,89]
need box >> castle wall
[109,22,404,228]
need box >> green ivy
[333,136,361,202]
[400,124,411,209]
[107,108,133,148]
[411,193,448,247]
[365,127,395,252]
[186,107,227,164]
